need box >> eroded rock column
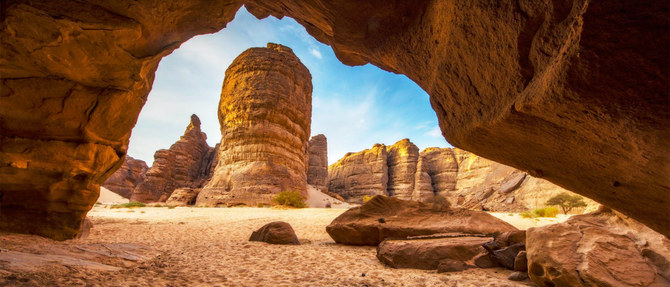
[307,134,328,193]
[196,43,312,206]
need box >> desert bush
[111,201,146,209]
[362,195,374,203]
[520,206,559,218]
[520,210,535,218]
[272,190,306,208]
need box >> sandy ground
[0,207,570,287]
[98,187,130,204]
[305,185,355,209]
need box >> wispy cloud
[425,126,443,138]
[309,48,322,59]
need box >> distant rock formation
[328,141,597,212]
[327,144,388,203]
[102,156,148,199]
[307,134,328,193]
[130,114,216,202]
[196,43,312,206]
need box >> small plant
[110,201,146,209]
[362,195,374,203]
[272,190,306,208]
[520,210,535,218]
[546,193,588,214]
[533,206,559,218]
[167,205,176,209]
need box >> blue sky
[128,7,450,165]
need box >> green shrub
[362,195,374,203]
[111,201,146,209]
[532,206,559,218]
[520,211,535,218]
[272,190,306,208]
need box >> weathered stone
[131,114,215,202]
[249,221,300,245]
[165,188,200,206]
[508,271,529,281]
[514,251,528,272]
[437,259,470,273]
[376,236,489,270]
[326,195,517,246]
[493,243,526,270]
[527,207,670,286]
[307,134,328,193]
[473,252,499,268]
[327,144,388,203]
[386,139,419,200]
[102,155,148,199]
[411,147,459,202]
[0,0,667,239]
[197,44,311,207]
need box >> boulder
[165,188,200,206]
[131,115,216,202]
[492,243,525,270]
[102,156,148,199]
[508,271,529,281]
[326,195,517,245]
[307,134,328,193]
[526,207,670,286]
[386,139,419,200]
[197,44,312,207]
[437,259,470,273]
[327,144,388,203]
[514,251,528,272]
[249,221,301,245]
[376,236,490,270]
[473,252,499,268]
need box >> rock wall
[307,134,328,193]
[131,114,216,202]
[328,143,597,212]
[196,43,312,206]
[386,139,419,200]
[101,156,148,199]
[0,1,666,238]
[327,144,388,203]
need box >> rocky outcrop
[376,236,490,270]
[325,195,517,246]
[411,148,459,201]
[249,221,301,245]
[307,134,328,193]
[386,139,419,200]
[165,188,199,206]
[327,144,388,203]
[102,156,148,199]
[196,44,312,207]
[527,207,670,286]
[0,1,667,239]
[131,115,216,202]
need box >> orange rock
[327,144,388,203]
[102,156,148,199]
[307,134,328,193]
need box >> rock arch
[0,0,667,239]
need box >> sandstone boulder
[326,195,517,246]
[386,139,419,200]
[102,156,148,199]
[376,236,490,270]
[307,134,328,193]
[165,188,199,206]
[249,221,300,245]
[526,207,670,286]
[130,115,216,202]
[327,144,388,203]
[197,43,312,207]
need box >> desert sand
[0,206,572,286]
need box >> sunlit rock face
[0,0,667,238]
[102,156,148,199]
[196,43,312,206]
[131,115,216,202]
[412,148,459,201]
[307,134,328,193]
[327,144,388,204]
[386,139,419,200]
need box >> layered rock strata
[131,114,216,202]
[0,1,666,238]
[306,134,328,193]
[412,147,459,201]
[196,43,312,206]
[101,156,148,199]
[327,144,388,203]
[386,139,419,199]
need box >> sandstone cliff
[131,114,216,202]
[101,156,148,199]
[328,143,597,212]
[196,43,312,206]
[307,134,328,193]
[327,144,388,203]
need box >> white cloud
[425,126,443,138]
[309,48,322,59]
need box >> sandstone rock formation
[249,221,301,245]
[327,144,388,203]
[0,1,666,239]
[307,134,328,193]
[165,188,199,206]
[130,115,216,202]
[101,156,148,199]
[376,236,490,270]
[412,147,459,201]
[196,43,312,207]
[325,195,517,246]
[386,139,419,199]
[526,207,670,286]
